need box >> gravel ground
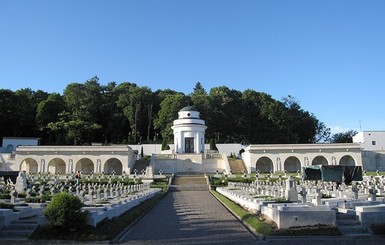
[118,191,258,245]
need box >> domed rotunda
[171,106,207,154]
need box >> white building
[1,137,40,153]
[242,143,362,173]
[353,131,385,171]
[171,106,207,154]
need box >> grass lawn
[211,190,341,236]
[30,191,167,241]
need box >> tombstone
[10,187,17,204]
[369,186,377,202]
[96,186,101,201]
[39,186,44,197]
[314,188,322,206]
[104,186,108,200]
[88,188,94,203]
[299,186,307,204]
[285,176,298,202]
[351,182,359,200]
[15,171,28,193]
[50,186,56,196]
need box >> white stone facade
[12,145,137,174]
[353,131,385,170]
[242,143,362,173]
[171,106,207,154]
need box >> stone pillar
[68,159,73,174]
[40,159,45,173]
[97,159,101,173]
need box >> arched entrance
[339,155,356,166]
[20,158,38,174]
[284,156,301,173]
[312,156,328,165]
[76,158,94,174]
[104,158,123,174]
[48,158,66,174]
[256,157,273,173]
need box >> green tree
[0,89,18,139]
[62,78,102,145]
[36,93,66,144]
[209,138,218,151]
[154,93,189,140]
[331,130,357,143]
[44,192,86,231]
[207,86,243,143]
[117,84,153,143]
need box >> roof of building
[179,105,198,112]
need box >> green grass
[30,190,167,241]
[211,190,274,235]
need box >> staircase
[170,175,209,191]
[336,212,372,237]
[0,215,40,241]
[228,159,246,174]
[132,158,150,173]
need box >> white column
[195,132,200,153]
[180,132,184,153]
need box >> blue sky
[1,0,384,134]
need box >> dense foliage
[0,78,333,145]
[44,192,86,231]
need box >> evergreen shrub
[44,192,87,231]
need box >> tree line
[0,77,355,146]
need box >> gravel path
[118,191,257,245]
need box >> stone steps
[228,159,246,174]
[336,212,372,237]
[171,175,208,191]
[0,215,39,240]
[132,159,150,173]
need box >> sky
[1,0,384,134]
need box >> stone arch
[104,158,123,174]
[339,155,356,166]
[6,144,14,152]
[20,158,38,174]
[75,158,94,174]
[312,156,328,165]
[48,158,66,174]
[256,157,273,173]
[284,156,301,173]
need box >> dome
[179,106,198,112]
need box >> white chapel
[171,106,207,154]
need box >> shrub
[0,202,14,209]
[44,192,87,231]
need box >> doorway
[185,137,194,153]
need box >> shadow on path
[118,191,257,245]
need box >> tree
[44,192,86,231]
[209,138,218,151]
[62,78,102,145]
[161,137,170,151]
[207,86,243,143]
[154,93,190,140]
[0,89,18,139]
[117,84,153,143]
[331,130,358,143]
[36,93,66,144]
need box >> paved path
[118,191,257,245]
